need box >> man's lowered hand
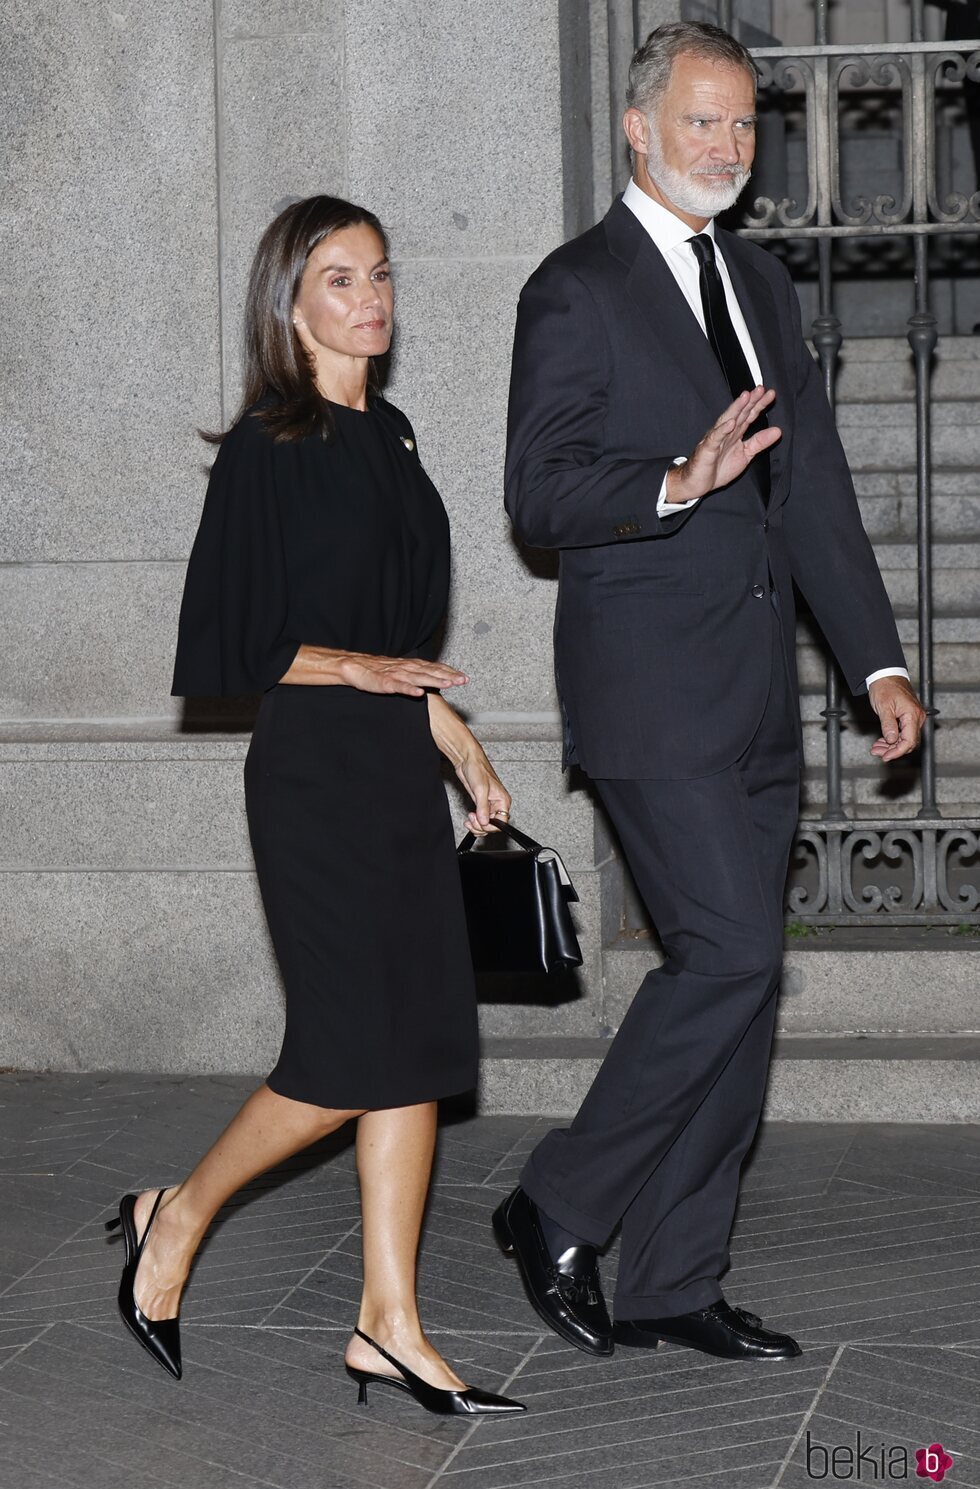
[868,675,927,762]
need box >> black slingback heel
[345,1328,525,1416]
[105,1189,182,1380]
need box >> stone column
[0,0,219,725]
[216,2,347,415]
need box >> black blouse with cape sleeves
[172,395,451,697]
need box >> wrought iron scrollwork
[787,821,980,925]
[927,50,980,223]
[744,58,816,229]
[742,41,980,238]
[936,829,980,915]
[830,55,913,228]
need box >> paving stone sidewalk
[0,1073,978,1489]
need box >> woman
[106,196,524,1418]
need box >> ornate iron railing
[608,0,980,925]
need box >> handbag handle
[457,818,543,855]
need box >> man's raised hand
[665,388,781,504]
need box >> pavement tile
[0,1077,977,1489]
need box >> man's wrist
[665,460,692,504]
[866,667,910,689]
[659,457,701,514]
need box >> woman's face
[292,223,393,367]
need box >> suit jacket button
[752,583,766,599]
[763,520,769,532]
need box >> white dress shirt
[622,178,907,691]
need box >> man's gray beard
[645,128,749,218]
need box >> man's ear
[623,107,651,158]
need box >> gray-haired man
[496,22,924,1361]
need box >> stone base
[4,727,978,1123]
[477,1035,980,1122]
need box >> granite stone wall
[1,0,595,729]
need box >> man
[497,22,925,1362]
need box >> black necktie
[689,233,769,501]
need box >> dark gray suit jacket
[504,196,906,780]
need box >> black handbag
[456,819,583,975]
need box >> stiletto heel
[109,1190,182,1381]
[346,1328,525,1416]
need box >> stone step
[799,686,980,723]
[796,613,980,689]
[874,540,980,571]
[837,401,980,472]
[855,477,980,542]
[823,335,980,404]
[798,689,980,776]
[869,540,980,618]
[801,716,980,769]
[882,564,980,611]
[797,643,980,690]
[601,942,980,1037]
[477,1035,980,1120]
[798,762,980,816]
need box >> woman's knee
[305,1104,365,1138]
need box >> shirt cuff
[657,457,699,518]
[865,667,910,688]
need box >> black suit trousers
[521,604,801,1319]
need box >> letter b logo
[805,1432,828,1479]
[916,1442,954,1482]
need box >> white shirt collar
[622,177,716,258]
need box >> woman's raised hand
[339,653,468,698]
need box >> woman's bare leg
[344,1102,467,1391]
[132,1083,363,1322]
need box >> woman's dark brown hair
[207,195,390,444]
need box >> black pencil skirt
[244,684,479,1109]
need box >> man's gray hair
[626,21,757,116]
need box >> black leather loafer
[492,1187,613,1356]
[614,1299,801,1360]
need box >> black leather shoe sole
[492,1197,614,1357]
[614,1316,801,1360]
[610,1321,666,1350]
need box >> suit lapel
[605,200,730,419]
[605,198,790,499]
